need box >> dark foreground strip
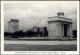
[4,44,77,51]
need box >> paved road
[4,40,77,45]
[4,40,77,51]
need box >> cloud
[4,1,78,31]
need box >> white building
[8,19,19,33]
[48,12,73,39]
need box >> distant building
[29,26,48,37]
[31,27,39,32]
[48,12,73,39]
[8,19,19,33]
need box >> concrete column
[58,22,62,37]
[61,24,64,37]
[67,24,73,38]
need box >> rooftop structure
[48,12,72,23]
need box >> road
[4,40,77,51]
[4,40,77,45]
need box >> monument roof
[48,16,72,23]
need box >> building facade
[8,19,19,33]
[47,12,73,39]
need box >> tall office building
[8,19,19,33]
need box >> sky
[4,1,78,32]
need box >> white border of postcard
[1,1,79,54]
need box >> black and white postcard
[1,1,79,54]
